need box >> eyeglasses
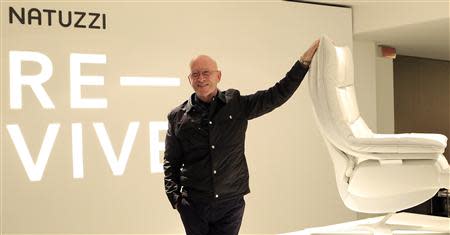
[188,70,219,79]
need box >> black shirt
[164,61,308,209]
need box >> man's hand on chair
[299,39,320,67]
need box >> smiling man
[164,39,319,235]
[188,55,222,102]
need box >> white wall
[375,56,394,134]
[352,40,378,131]
[353,40,394,134]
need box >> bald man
[164,40,319,235]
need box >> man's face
[188,56,221,98]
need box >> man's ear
[188,77,192,85]
[217,71,222,82]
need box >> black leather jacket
[164,61,308,209]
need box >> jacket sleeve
[240,61,309,120]
[163,112,183,209]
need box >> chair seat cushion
[349,133,447,154]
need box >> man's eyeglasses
[188,70,219,79]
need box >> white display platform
[279,212,450,235]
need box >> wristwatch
[299,57,311,68]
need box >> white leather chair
[307,35,450,234]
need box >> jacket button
[229,115,233,119]
[213,170,217,174]
[209,121,213,125]
[211,145,215,149]
[215,194,219,198]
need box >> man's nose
[197,74,207,81]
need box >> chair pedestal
[356,213,425,235]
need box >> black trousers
[177,196,245,235]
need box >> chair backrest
[308,35,374,155]
[308,35,374,210]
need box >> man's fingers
[300,39,320,62]
[308,39,320,57]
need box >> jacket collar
[183,90,227,113]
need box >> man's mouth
[197,84,208,88]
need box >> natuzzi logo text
[9,6,106,29]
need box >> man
[164,39,320,235]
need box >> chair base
[278,212,450,235]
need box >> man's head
[188,55,221,102]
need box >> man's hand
[300,39,320,66]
